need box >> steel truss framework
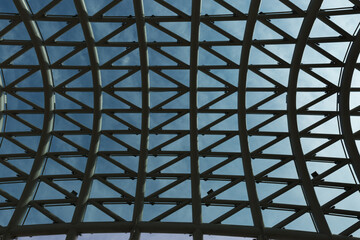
[0,0,360,239]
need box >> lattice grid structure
[1,0,360,239]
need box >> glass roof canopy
[0,0,360,239]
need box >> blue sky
[1,0,360,239]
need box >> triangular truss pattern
[0,0,360,240]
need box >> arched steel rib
[4,0,55,238]
[286,0,331,235]
[0,70,4,141]
[237,1,266,239]
[66,1,102,239]
[339,27,360,182]
[189,0,202,240]
[129,0,150,240]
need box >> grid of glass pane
[1,0,360,240]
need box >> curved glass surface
[0,0,360,239]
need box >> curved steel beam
[339,27,360,182]
[66,1,102,239]
[237,0,266,239]
[189,1,202,240]
[0,69,5,139]
[3,222,360,240]
[129,0,150,240]
[4,1,55,238]
[287,0,331,235]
